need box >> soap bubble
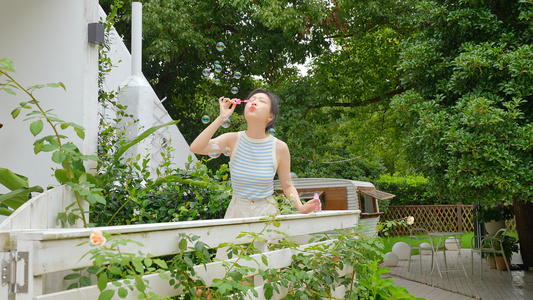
[267,128,276,136]
[234,71,241,79]
[286,172,298,186]
[214,60,220,66]
[221,118,231,128]
[216,42,225,51]
[214,78,221,85]
[215,65,222,73]
[223,147,231,156]
[201,115,210,124]
[231,87,239,94]
[202,68,210,77]
[239,55,245,61]
[207,143,221,158]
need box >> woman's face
[245,92,273,124]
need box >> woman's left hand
[297,198,321,214]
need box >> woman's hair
[245,88,279,131]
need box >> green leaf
[4,88,16,95]
[194,241,205,252]
[114,120,179,163]
[261,255,268,266]
[179,238,187,252]
[0,186,43,209]
[41,143,59,152]
[153,259,168,269]
[92,193,107,205]
[11,108,21,119]
[46,116,63,122]
[97,273,108,291]
[54,169,70,184]
[135,279,146,292]
[0,58,15,69]
[85,193,97,205]
[33,142,44,154]
[74,127,85,139]
[0,207,13,216]
[29,120,43,136]
[144,257,153,267]
[87,192,106,205]
[47,82,62,88]
[63,273,81,280]
[98,289,115,300]
[118,287,128,298]
[52,151,66,164]
[79,276,91,286]
[132,259,144,273]
[158,271,170,279]
[109,265,122,275]
[67,213,78,225]
[60,143,78,153]
[111,281,122,287]
[67,282,79,290]
[0,167,29,190]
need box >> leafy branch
[1,58,101,227]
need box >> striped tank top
[230,131,277,199]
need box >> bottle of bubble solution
[314,193,321,212]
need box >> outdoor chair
[471,228,512,279]
[408,228,446,274]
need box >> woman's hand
[219,96,237,119]
[297,198,321,214]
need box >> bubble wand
[232,99,253,105]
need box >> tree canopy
[390,0,533,266]
[102,0,533,265]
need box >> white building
[0,0,195,222]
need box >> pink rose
[89,229,106,247]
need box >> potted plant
[494,234,519,271]
[473,204,514,235]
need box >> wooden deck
[386,249,533,299]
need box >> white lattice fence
[381,204,517,236]
[380,204,475,236]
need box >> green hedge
[374,173,443,206]
[296,158,387,182]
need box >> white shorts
[223,194,278,219]
[216,194,278,260]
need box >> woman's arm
[190,97,237,155]
[276,140,320,214]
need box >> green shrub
[374,173,442,207]
[296,157,387,181]
[92,155,231,227]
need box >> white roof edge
[274,178,375,189]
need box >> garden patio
[387,248,533,299]
[2,0,533,299]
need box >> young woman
[189,88,320,219]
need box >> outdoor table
[429,231,468,278]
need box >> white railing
[1,210,360,299]
[0,185,84,232]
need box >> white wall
[0,0,100,192]
[0,1,195,211]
